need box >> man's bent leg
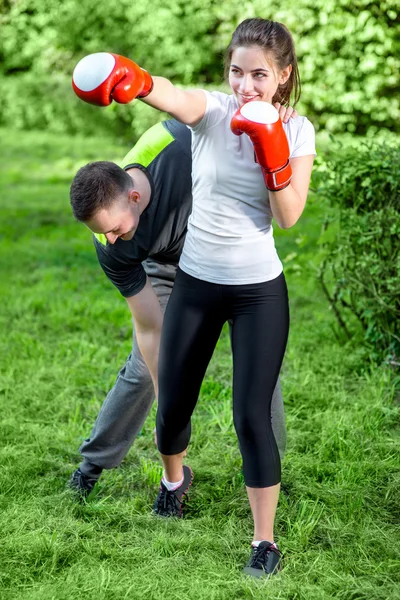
[270,379,286,460]
[78,261,175,477]
[79,335,155,472]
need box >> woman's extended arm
[141,77,207,127]
[72,52,207,127]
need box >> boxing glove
[231,101,292,191]
[72,52,153,106]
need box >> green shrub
[315,140,400,365]
[1,0,399,136]
[0,74,167,143]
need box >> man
[69,116,291,499]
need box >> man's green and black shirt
[93,120,192,297]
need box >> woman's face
[228,46,291,106]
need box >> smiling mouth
[239,94,259,103]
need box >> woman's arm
[72,53,299,131]
[230,102,314,228]
[142,76,207,127]
[72,52,207,127]
[144,81,296,127]
[268,154,315,229]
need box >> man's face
[85,194,140,244]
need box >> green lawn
[0,128,399,600]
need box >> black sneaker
[153,465,193,517]
[68,468,98,500]
[243,541,283,578]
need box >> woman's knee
[234,410,265,443]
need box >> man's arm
[125,278,163,398]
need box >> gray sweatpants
[79,260,287,474]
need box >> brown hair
[224,18,301,107]
[70,161,133,222]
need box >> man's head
[70,161,142,243]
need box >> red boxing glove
[231,101,292,192]
[72,52,153,106]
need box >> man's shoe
[243,541,283,578]
[68,468,98,500]
[153,465,193,517]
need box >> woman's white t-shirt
[179,91,316,285]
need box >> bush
[0,74,167,143]
[1,0,399,136]
[314,140,400,365]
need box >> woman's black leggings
[156,268,290,488]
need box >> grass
[0,128,399,600]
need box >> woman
[151,19,315,577]
[73,17,316,577]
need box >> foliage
[0,0,399,138]
[0,73,167,141]
[314,139,400,365]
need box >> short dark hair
[224,18,301,107]
[70,161,133,222]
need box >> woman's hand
[274,103,298,123]
[72,53,153,106]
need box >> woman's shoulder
[283,115,316,157]
[284,115,315,136]
[207,90,232,100]
[206,90,237,108]
[191,91,238,133]
[283,115,315,145]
